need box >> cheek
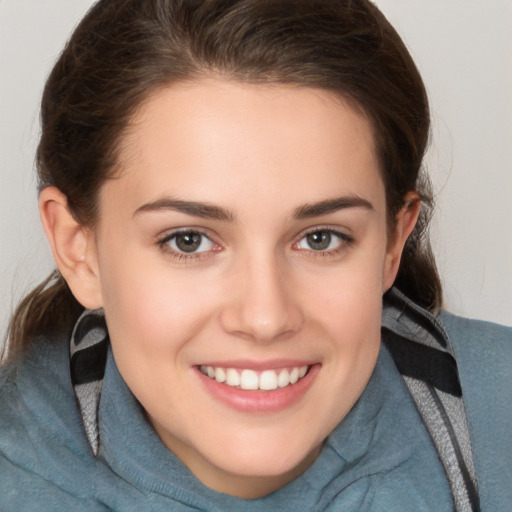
[305,244,387,324]
[301,246,386,387]
[96,239,220,358]
[318,280,382,368]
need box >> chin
[200,427,322,479]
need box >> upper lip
[194,359,317,371]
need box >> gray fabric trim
[404,377,476,512]
[74,381,103,455]
[437,389,477,488]
[70,309,107,456]
[70,308,106,356]
[382,288,451,352]
[383,288,479,511]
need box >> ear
[39,186,103,309]
[382,191,421,292]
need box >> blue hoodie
[0,296,510,511]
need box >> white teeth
[214,367,226,383]
[226,368,241,386]
[200,365,309,390]
[259,370,278,391]
[277,369,290,388]
[240,369,259,390]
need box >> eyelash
[156,227,354,262]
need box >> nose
[219,253,304,343]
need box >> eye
[161,230,216,254]
[295,229,351,252]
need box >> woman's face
[88,79,410,497]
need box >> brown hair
[4,0,441,361]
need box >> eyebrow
[292,195,374,219]
[134,194,373,222]
[134,198,236,221]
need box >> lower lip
[195,364,320,414]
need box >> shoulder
[0,334,85,440]
[438,312,512,511]
[439,310,512,348]
[438,308,512,408]
[0,335,99,509]
[439,311,512,386]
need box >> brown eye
[175,232,202,252]
[305,231,332,251]
[165,231,215,254]
[296,229,351,253]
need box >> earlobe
[39,186,103,309]
[382,191,421,292]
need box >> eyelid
[294,225,354,243]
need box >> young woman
[1,1,510,510]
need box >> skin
[40,79,419,499]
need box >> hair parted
[4,0,441,361]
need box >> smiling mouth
[199,365,310,391]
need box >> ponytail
[3,270,83,363]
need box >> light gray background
[1,0,511,345]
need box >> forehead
[107,79,384,214]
